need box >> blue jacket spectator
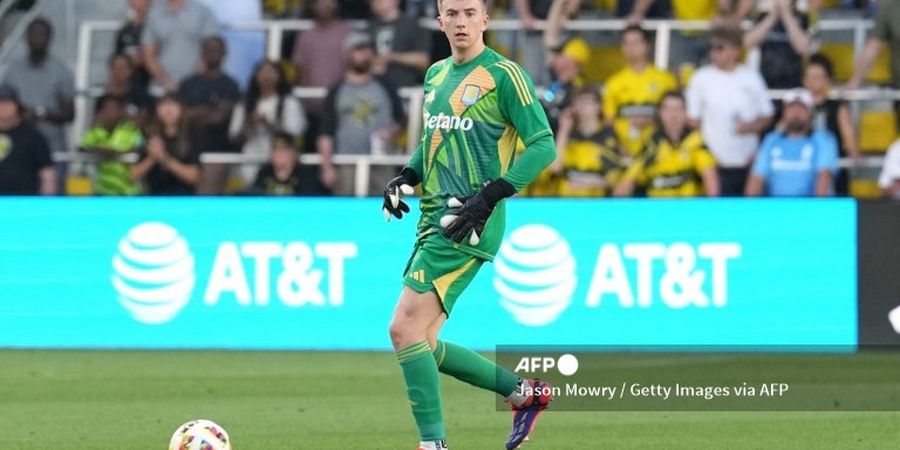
[746,88,839,197]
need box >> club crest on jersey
[461,85,481,106]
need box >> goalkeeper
[382,1,556,449]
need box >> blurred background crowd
[0,0,897,199]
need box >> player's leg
[420,259,551,450]
[389,287,448,450]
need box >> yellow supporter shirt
[671,0,718,20]
[558,126,624,197]
[623,129,716,197]
[603,66,678,156]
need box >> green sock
[433,340,520,396]
[397,341,445,441]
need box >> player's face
[804,65,830,96]
[659,96,687,131]
[438,0,488,51]
[621,31,648,63]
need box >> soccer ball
[168,419,232,450]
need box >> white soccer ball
[169,419,232,450]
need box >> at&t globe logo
[494,224,576,326]
[111,222,195,324]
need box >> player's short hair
[437,0,488,14]
[710,25,743,48]
[808,53,835,80]
[621,24,649,42]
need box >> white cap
[783,88,815,110]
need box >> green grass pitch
[0,350,898,449]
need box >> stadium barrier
[857,200,900,346]
[0,197,859,350]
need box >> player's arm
[442,62,556,244]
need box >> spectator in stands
[178,36,241,195]
[746,88,838,197]
[0,85,55,195]
[744,0,816,90]
[510,0,556,86]
[198,0,266,89]
[847,0,900,90]
[132,94,200,195]
[804,53,859,196]
[627,0,754,78]
[540,0,590,132]
[550,86,625,197]
[879,138,900,199]
[114,0,151,89]
[292,0,353,150]
[317,33,404,194]
[103,53,153,126]
[614,91,719,197]
[686,26,774,196]
[367,0,431,88]
[80,95,144,196]
[2,18,75,164]
[249,132,328,196]
[604,25,678,157]
[142,0,218,94]
[229,60,308,185]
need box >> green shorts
[402,234,485,316]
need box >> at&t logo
[111,222,195,325]
[494,224,577,327]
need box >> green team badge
[461,85,481,106]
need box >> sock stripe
[433,340,447,368]
[397,341,432,364]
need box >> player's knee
[388,310,427,350]
[388,315,415,350]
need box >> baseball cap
[783,88,815,110]
[343,32,374,52]
[0,84,20,104]
[556,38,590,67]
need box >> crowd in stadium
[0,0,898,198]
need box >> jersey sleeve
[406,143,424,181]
[496,61,553,146]
[495,61,556,191]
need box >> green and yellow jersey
[623,129,716,197]
[603,66,678,156]
[559,126,624,198]
[81,121,143,196]
[406,47,555,260]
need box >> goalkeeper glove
[439,178,516,245]
[382,167,419,222]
